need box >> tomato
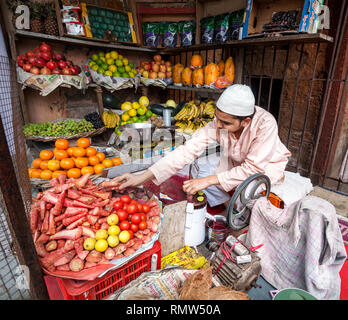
[123,204,128,210]
[142,204,150,213]
[126,203,137,214]
[128,230,134,239]
[136,203,143,213]
[130,200,138,205]
[116,209,128,221]
[140,213,146,221]
[130,223,138,233]
[131,213,142,225]
[120,195,131,204]
[138,221,147,230]
[120,220,130,231]
[113,201,123,210]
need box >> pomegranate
[52,68,61,75]
[34,50,42,58]
[57,60,67,69]
[143,63,151,71]
[28,56,36,65]
[53,52,65,61]
[70,65,81,75]
[62,67,72,75]
[65,60,73,67]
[23,63,32,72]
[153,55,161,62]
[40,42,51,52]
[26,51,35,58]
[17,58,26,67]
[40,51,52,61]
[30,67,40,75]
[40,66,51,75]
[46,60,57,70]
[34,58,46,68]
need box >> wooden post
[95,85,104,116]
[0,115,49,300]
[54,0,65,37]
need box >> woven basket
[24,119,107,142]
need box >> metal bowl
[118,123,156,143]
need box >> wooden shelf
[157,33,334,54]
[14,30,157,53]
[166,84,223,94]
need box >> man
[112,84,291,209]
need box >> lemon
[128,109,137,117]
[95,229,108,240]
[125,65,131,73]
[83,238,96,251]
[89,61,96,67]
[118,54,123,60]
[120,121,126,126]
[105,52,111,59]
[104,70,113,76]
[91,54,99,61]
[95,239,108,252]
[122,58,129,66]
[108,225,121,236]
[106,58,114,65]
[91,64,99,71]
[100,57,106,62]
[139,96,149,107]
[107,213,119,226]
[110,51,118,59]
[121,102,132,111]
[132,102,140,110]
[98,52,105,57]
[115,59,123,67]
[121,112,130,122]
[108,65,117,72]
[137,107,146,116]
[129,72,135,78]
[107,235,119,247]
[119,231,130,244]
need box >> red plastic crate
[44,241,161,300]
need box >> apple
[166,71,172,78]
[165,61,171,68]
[142,70,149,78]
[159,64,166,73]
[149,71,158,79]
[140,61,147,67]
[158,72,166,79]
[144,63,151,71]
[153,55,161,62]
[152,63,160,73]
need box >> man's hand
[111,169,154,191]
[182,175,219,195]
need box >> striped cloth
[245,196,347,300]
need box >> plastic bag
[229,9,244,40]
[201,16,215,44]
[214,13,229,43]
[160,22,178,47]
[179,20,196,46]
[142,22,160,47]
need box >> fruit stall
[0,0,347,302]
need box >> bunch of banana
[102,110,120,128]
[174,99,216,121]
[176,119,210,135]
[202,100,216,119]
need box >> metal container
[206,215,229,243]
[118,123,156,143]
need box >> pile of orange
[28,138,123,180]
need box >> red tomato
[136,203,143,213]
[138,221,147,230]
[131,213,142,225]
[128,230,134,239]
[142,204,150,213]
[121,195,131,204]
[126,203,137,214]
[140,213,146,221]
[130,223,138,233]
[130,200,138,205]
[116,209,128,221]
[120,220,130,231]
[113,201,123,210]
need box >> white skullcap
[216,84,255,116]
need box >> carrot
[78,196,96,205]
[47,211,56,235]
[67,189,81,200]
[53,250,76,267]
[56,264,70,271]
[35,241,48,257]
[45,240,57,252]
[77,250,89,260]
[49,227,82,241]
[41,192,59,205]
[51,191,66,216]
[57,240,66,249]
[97,217,107,224]
[30,208,39,232]
[54,207,88,222]
[74,238,84,255]
[62,212,88,226]
[39,200,46,221]
[101,181,120,188]
[87,215,98,225]
[104,248,115,260]
[84,262,97,269]
[58,174,66,185]
[86,250,102,263]
[41,210,49,234]
[81,226,95,238]
[100,222,109,230]
[94,192,111,200]
[114,244,127,256]
[75,173,92,189]
[124,248,136,257]
[65,217,86,230]
[50,178,59,187]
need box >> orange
[55,139,69,150]
[28,168,34,178]
[40,150,54,160]
[102,159,113,168]
[96,152,106,162]
[47,159,60,171]
[52,170,67,179]
[75,157,89,169]
[40,170,53,180]
[88,155,100,166]
[67,168,81,179]
[112,157,123,166]
[39,160,49,170]
[86,147,97,157]
[67,147,76,157]
[31,169,42,179]
[81,166,95,175]
[60,158,75,170]
[32,158,42,169]
[54,149,68,160]
[77,138,90,149]
[73,147,86,158]
[94,164,105,174]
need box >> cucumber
[102,93,121,109]
[150,104,177,116]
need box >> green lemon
[132,116,138,122]
[91,54,99,61]
[96,59,103,66]
[102,62,109,70]
[110,51,118,60]
[106,58,114,65]
[105,52,111,59]
[91,64,99,71]
[118,66,125,74]
[122,58,128,66]
[104,70,113,76]
[122,72,129,78]
[129,62,134,68]
[145,110,153,118]
[115,59,123,67]
[113,72,121,77]
[137,107,146,116]
[98,51,105,57]
[125,65,131,73]
[139,115,147,122]
[108,65,117,72]
[97,67,104,74]
[128,109,137,117]
[100,57,106,63]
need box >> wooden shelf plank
[166,84,224,94]
[14,30,157,53]
[157,33,334,54]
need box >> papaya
[190,55,203,69]
[192,68,204,86]
[182,67,193,86]
[217,60,225,77]
[224,56,235,83]
[204,62,219,86]
[173,63,184,84]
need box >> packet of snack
[142,22,160,47]
[161,22,178,47]
[214,13,229,43]
[178,20,196,46]
[200,16,215,44]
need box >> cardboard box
[242,0,324,38]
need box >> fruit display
[29,173,161,277]
[172,54,235,89]
[102,110,120,128]
[137,55,172,81]
[88,50,137,78]
[175,99,216,135]
[23,119,95,138]
[17,42,81,76]
[28,138,123,180]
